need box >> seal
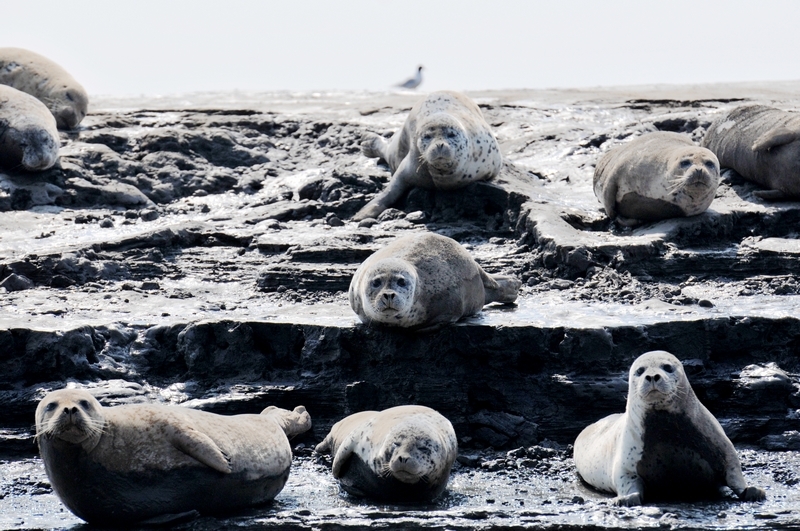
[349,232,520,330]
[0,47,89,129]
[315,405,457,502]
[593,132,720,226]
[702,105,800,200]
[354,90,502,221]
[0,84,59,171]
[35,388,312,525]
[573,351,766,506]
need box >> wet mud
[1,84,800,529]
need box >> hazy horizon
[4,0,800,96]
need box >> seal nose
[645,374,661,382]
[382,292,396,302]
[64,406,78,415]
[397,454,408,463]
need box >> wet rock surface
[2,85,800,529]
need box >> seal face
[354,90,503,220]
[593,132,720,226]
[348,232,520,329]
[0,85,59,171]
[315,405,457,502]
[35,389,311,525]
[703,105,800,200]
[0,47,89,129]
[573,351,766,506]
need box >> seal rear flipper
[737,486,767,502]
[261,405,312,438]
[169,426,232,474]
[754,189,789,201]
[480,270,521,305]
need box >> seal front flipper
[139,510,200,526]
[330,432,360,478]
[753,189,789,201]
[361,132,391,161]
[168,424,232,474]
[353,155,416,221]
[751,126,800,152]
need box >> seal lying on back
[35,388,311,525]
[354,90,502,221]
[0,47,89,129]
[574,351,766,506]
[0,85,59,171]
[703,105,800,200]
[315,405,457,502]
[349,232,520,330]
[593,132,720,226]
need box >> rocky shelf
[1,84,799,530]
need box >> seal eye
[45,402,57,412]
[446,130,458,140]
[635,367,645,376]
[679,160,692,169]
[704,161,716,170]
[396,278,406,288]
[422,134,432,142]
[65,92,75,102]
[79,400,91,410]
[662,364,675,373]
[371,278,382,289]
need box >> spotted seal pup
[574,351,766,506]
[0,47,89,129]
[354,90,502,221]
[315,405,457,502]
[0,84,59,171]
[349,232,520,330]
[703,105,800,200]
[593,132,720,226]
[35,388,311,525]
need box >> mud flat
[1,83,799,529]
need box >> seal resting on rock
[315,405,457,502]
[593,132,720,226]
[0,47,89,129]
[354,90,502,221]
[349,232,520,330]
[35,388,311,525]
[0,84,59,171]
[574,351,766,506]
[703,105,800,200]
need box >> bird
[396,66,423,89]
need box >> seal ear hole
[662,364,675,373]
[635,367,645,376]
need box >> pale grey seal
[0,47,89,129]
[315,405,457,502]
[349,232,520,330]
[574,351,766,506]
[35,388,311,525]
[703,105,800,200]
[594,132,720,226]
[0,84,59,171]
[355,90,502,221]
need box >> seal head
[416,114,468,178]
[35,389,104,450]
[359,257,418,325]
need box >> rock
[0,273,33,292]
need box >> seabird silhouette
[396,65,423,89]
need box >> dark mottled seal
[315,405,457,502]
[0,47,89,129]
[574,351,766,506]
[0,84,59,171]
[594,132,720,226]
[703,105,800,200]
[349,232,520,330]
[354,90,502,220]
[35,389,311,525]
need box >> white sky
[3,0,800,95]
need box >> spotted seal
[315,405,457,502]
[354,90,502,221]
[574,351,766,506]
[0,47,89,129]
[35,388,312,525]
[703,105,800,200]
[349,232,520,330]
[0,84,59,171]
[593,132,720,226]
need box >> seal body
[36,389,312,525]
[349,232,520,329]
[0,47,88,129]
[354,90,502,220]
[573,351,766,506]
[702,105,800,200]
[0,85,59,171]
[315,405,457,502]
[593,132,720,225]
